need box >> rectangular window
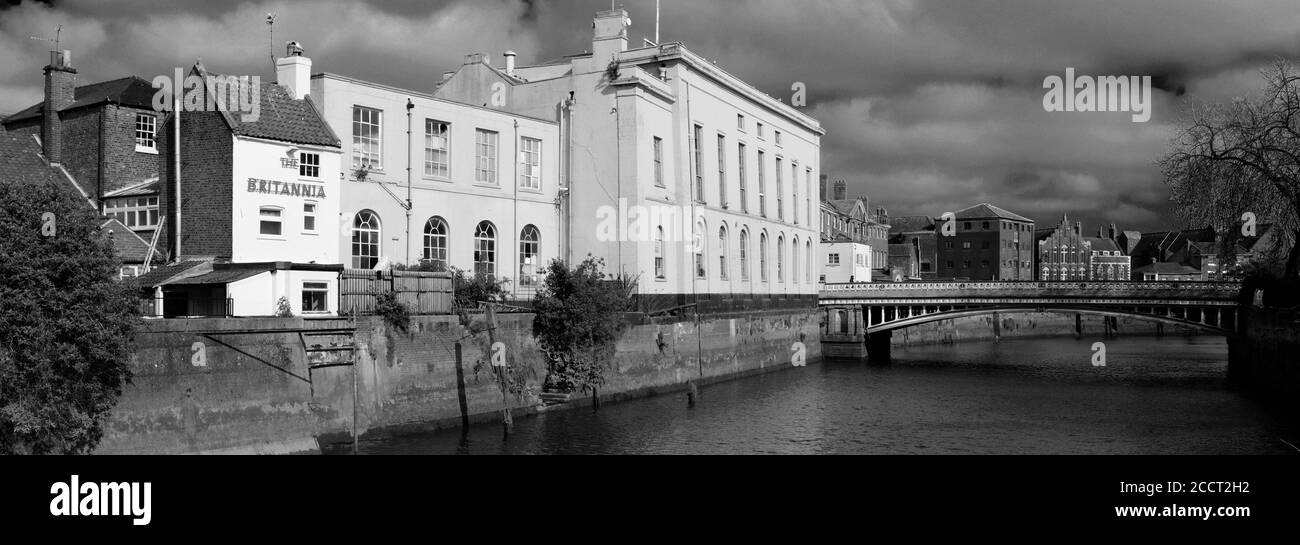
[964,221,972,231]
[653,137,664,187]
[475,129,499,184]
[757,122,764,139]
[104,196,160,230]
[520,136,541,190]
[738,143,747,212]
[301,282,329,314]
[775,157,784,220]
[963,260,971,269]
[793,167,801,225]
[828,253,840,265]
[717,134,727,206]
[982,221,990,230]
[424,119,450,178]
[259,207,282,236]
[135,114,156,151]
[737,114,745,131]
[757,150,767,217]
[775,130,783,146]
[299,152,320,179]
[962,241,971,249]
[303,203,317,232]
[352,106,382,169]
[693,124,705,203]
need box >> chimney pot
[504,50,517,76]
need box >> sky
[2,0,1299,232]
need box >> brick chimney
[42,50,76,165]
[593,9,630,61]
[276,41,311,100]
[833,180,847,201]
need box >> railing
[339,269,452,315]
[821,281,1241,293]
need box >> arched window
[718,226,729,281]
[760,232,769,282]
[422,216,448,271]
[654,226,665,279]
[351,211,380,269]
[777,235,786,283]
[806,239,812,283]
[520,225,540,286]
[474,221,497,278]
[739,229,750,281]
[694,220,707,279]
[792,236,800,284]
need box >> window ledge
[135,145,159,155]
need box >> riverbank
[95,307,820,454]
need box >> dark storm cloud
[3,0,1300,230]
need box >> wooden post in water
[992,311,1001,343]
[486,305,513,434]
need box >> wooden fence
[339,269,453,315]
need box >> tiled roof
[99,218,151,263]
[889,215,935,233]
[166,268,265,285]
[828,199,862,216]
[954,203,1033,222]
[4,76,158,124]
[195,64,340,148]
[1083,237,1121,253]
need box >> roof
[193,63,340,148]
[103,177,160,198]
[889,215,936,233]
[132,260,209,287]
[99,218,151,263]
[954,203,1033,223]
[166,268,266,285]
[1133,262,1201,275]
[1083,237,1121,253]
[4,76,157,124]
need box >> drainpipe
[173,91,182,260]
[513,118,520,296]
[405,98,414,267]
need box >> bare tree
[1159,59,1300,281]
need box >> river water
[328,336,1300,455]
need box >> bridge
[818,281,1243,360]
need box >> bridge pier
[867,331,892,364]
[992,311,1001,343]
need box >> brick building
[888,215,938,280]
[937,203,1035,280]
[1035,216,1130,281]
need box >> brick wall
[158,109,232,259]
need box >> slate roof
[103,177,160,198]
[99,218,151,263]
[3,76,158,124]
[195,63,340,148]
[889,215,936,234]
[132,260,209,287]
[1083,237,1121,253]
[954,203,1033,223]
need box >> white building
[433,9,823,300]
[290,49,561,298]
[143,59,346,317]
[820,242,872,284]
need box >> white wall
[230,136,342,265]
[227,269,339,316]
[821,242,872,284]
[312,75,560,295]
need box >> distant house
[1133,261,1202,281]
[888,215,938,280]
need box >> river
[325,336,1300,455]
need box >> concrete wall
[97,307,820,454]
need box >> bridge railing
[820,281,1241,301]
